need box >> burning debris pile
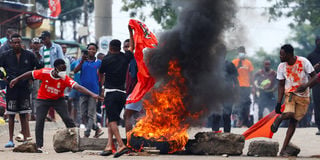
[128,0,237,153]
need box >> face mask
[239,52,245,59]
[58,71,67,80]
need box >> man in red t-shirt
[10,59,103,152]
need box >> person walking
[99,26,134,157]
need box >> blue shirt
[80,59,101,94]
[39,42,64,68]
[71,60,81,83]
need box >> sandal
[93,129,104,138]
[114,147,130,158]
[4,141,15,148]
[100,150,112,156]
[15,133,24,142]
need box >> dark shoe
[84,130,90,138]
[114,147,130,158]
[93,129,104,138]
[279,150,290,157]
[36,147,43,153]
[100,150,112,156]
[316,130,320,135]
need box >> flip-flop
[100,150,112,156]
[113,147,130,158]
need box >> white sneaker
[79,124,85,129]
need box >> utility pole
[83,0,88,44]
[30,0,36,37]
[94,0,112,40]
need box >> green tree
[285,24,320,57]
[267,0,320,57]
[267,0,320,28]
[121,0,178,29]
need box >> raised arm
[74,55,87,73]
[9,71,33,88]
[128,25,135,52]
[73,83,103,101]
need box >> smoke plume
[146,0,237,123]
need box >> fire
[127,60,200,153]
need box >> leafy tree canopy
[268,0,320,27]
[121,0,178,29]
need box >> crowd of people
[1,26,320,157]
[0,26,143,157]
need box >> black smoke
[146,0,237,124]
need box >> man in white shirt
[271,44,316,156]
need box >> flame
[128,60,200,153]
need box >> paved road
[0,121,319,160]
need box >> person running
[99,27,134,157]
[9,59,103,152]
[74,43,103,138]
[271,44,315,157]
[0,33,43,148]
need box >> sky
[58,0,292,55]
[110,0,292,55]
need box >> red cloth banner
[243,104,285,140]
[49,0,61,18]
[126,19,158,104]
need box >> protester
[254,60,277,119]
[96,52,105,124]
[29,37,43,121]
[122,39,143,133]
[0,33,43,147]
[74,43,103,138]
[307,36,320,135]
[211,44,238,133]
[0,28,17,54]
[271,44,315,156]
[99,27,134,157]
[39,31,64,122]
[69,57,81,126]
[232,46,254,127]
[9,59,103,152]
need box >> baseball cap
[32,37,41,43]
[40,31,51,39]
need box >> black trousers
[35,98,75,148]
[312,85,320,130]
[212,103,232,132]
[257,91,275,119]
[237,87,251,127]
